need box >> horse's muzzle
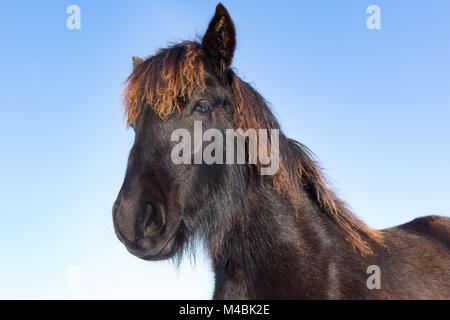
[112,197,180,260]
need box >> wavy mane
[122,41,384,255]
[123,42,206,125]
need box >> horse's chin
[135,233,179,261]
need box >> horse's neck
[210,185,367,299]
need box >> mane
[122,41,384,256]
[123,42,206,125]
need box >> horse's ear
[132,56,143,69]
[202,3,236,71]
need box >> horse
[113,3,450,299]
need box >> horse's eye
[193,103,212,114]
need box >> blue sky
[0,1,449,299]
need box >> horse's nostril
[143,202,165,238]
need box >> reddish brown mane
[123,42,206,126]
[231,73,384,255]
[122,42,384,255]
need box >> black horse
[113,4,450,299]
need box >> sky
[0,1,449,299]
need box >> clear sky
[0,1,449,299]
